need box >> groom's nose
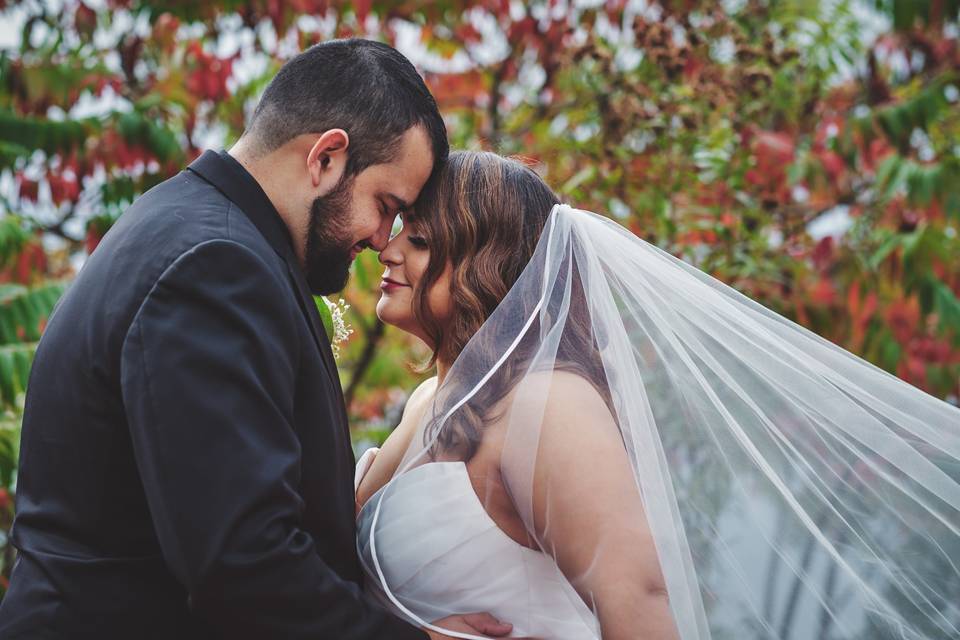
[367,218,393,252]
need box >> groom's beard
[305,175,356,295]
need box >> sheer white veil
[366,203,960,639]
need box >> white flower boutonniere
[315,296,354,359]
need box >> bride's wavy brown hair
[412,151,612,461]
[411,151,561,368]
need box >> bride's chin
[374,299,391,325]
[376,302,430,346]
[375,298,408,330]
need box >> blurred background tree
[0,0,958,596]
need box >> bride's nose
[378,235,402,266]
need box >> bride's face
[375,213,452,346]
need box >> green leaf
[877,106,904,145]
[0,350,17,408]
[314,296,335,342]
[0,110,93,156]
[880,335,902,372]
[353,251,377,291]
[0,419,19,488]
[906,164,937,206]
[875,154,903,198]
[946,190,960,222]
[868,233,903,270]
[932,279,960,339]
[0,140,31,168]
[561,166,597,196]
[0,282,66,346]
[0,218,32,269]
[0,342,38,408]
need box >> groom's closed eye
[380,193,411,218]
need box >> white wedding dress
[355,448,601,639]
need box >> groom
[0,39,513,639]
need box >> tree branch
[344,317,386,410]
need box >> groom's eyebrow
[383,193,410,211]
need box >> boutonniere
[315,296,354,359]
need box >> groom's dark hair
[245,38,448,178]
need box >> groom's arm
[120,238,427,640]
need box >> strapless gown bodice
[355,452,600,639]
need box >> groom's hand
[427,612,538,639]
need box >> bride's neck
[436,358,451,386]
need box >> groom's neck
[228,139,308,265]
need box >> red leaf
[153,13,180,53]
[886,296,921,344]
[897,354,927,388]
[744,169,764,186]
[48,172,79,206]
[755,131,795,166]
[86,228,104,255]
[455,23,481,44]
[75,2,97,39]
[18,176,38,202]
[683,56,704,81]
[817,150,846,184]
[862,291,877,319]
[809,278,836,306]
[812,236,834,271]
[355,0,371,25]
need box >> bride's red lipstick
[380,277,409,293]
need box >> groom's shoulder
[105,169,280,274]
[32,169,296,375]
[69,169,290,327]
[128,169,265,245]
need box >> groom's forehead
[360,167,419,212]
[369,131,434,201]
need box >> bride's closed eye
[397,211,428,249]
[407,234,428,249]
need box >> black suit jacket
[0,151,426,640]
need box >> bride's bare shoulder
[355,376,438,508]
[404,375,439,416]
[506,369,609,415]
[498,369,620,456]
[380,375,438,454]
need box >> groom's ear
[306,129,350,193]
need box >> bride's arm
[355,376,438,511]
[525,372,679,640]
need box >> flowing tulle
[366,204,960,640]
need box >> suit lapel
[284,262,344,394]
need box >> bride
[354,151,960,640]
